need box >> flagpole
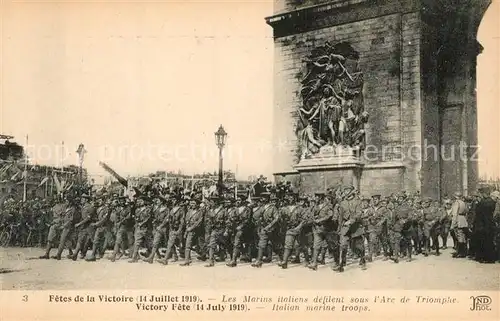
[44,166,49,198]
[234,163,238,199]
[22,135,28,202]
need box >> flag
[99,162,128,187]
[53,173,63,193]
[38,176,49,187]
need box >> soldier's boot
[109,239,122,262]
[180,248,192,266]
[143,244,159,264]
[158,246,172,265]
[128,246,140,263]
[171,250,179,262]
[251,247,264,268]
[318,248,326,265]
[85,239,100,262]
[39,243,53,259]
[227,247,239,267]
[71,241,83,261]
[66,249,74,260]
[262,244,272,263]
[239,247,252,263]
[406,246,412,262]
[205,248,215,267]
[441,236,448,249]
[433,239,440,256]
[359,257,367,270]
[278,248,291,269]
[455,243,467,258]
[332,251,346,272]
[307,248,320,271]
[52,229,70,260]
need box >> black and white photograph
[0,0,499,318]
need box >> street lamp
[214,125,227,197]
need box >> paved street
[1,247,498,291]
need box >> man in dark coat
[473,186,496,263]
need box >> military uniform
[252,195,280,267]
[143,200,170,263]
[39,200,67,259]
[128,199,153,262]
[71,199,96,261]
[335,189,365,272]
[394,201,413,262]
[205,200,229,267]
[86,202,111,262]
[227,198,252,267]
[181,200,206,266]
[450,196,468,258]
[110,201,134,261]
[159,200,185,264]
[279,198,305,269]
[421,199,440,255]
[308,194,337,270]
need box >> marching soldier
[334,186,366,272]
[86,194,112,262]
[52,191,80,260]
[129,196,153,263]
[109,197,135,262]
[39,192,73,260]
[227,195,252,267]
[71,194,97,261]
[205,197,229,267]
[279,193,306,269]
[308,192,336,271]
[180,198,206,266]
[252,193,280,268]
[143,196,170,263]
[158,196,186,265]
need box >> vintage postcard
[0,0,499,320]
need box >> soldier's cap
[362,197,371,202]
[314,192,326,197]
[372,194,381,199]
[478,186,491,193]
[250,196,261,202]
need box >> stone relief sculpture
[297,41,368,160]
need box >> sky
[1,0,499,182]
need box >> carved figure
[297,41,368,159]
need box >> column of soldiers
[1,184,500,266]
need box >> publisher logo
[470,296,492,311]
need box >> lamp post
[214,125,227,197]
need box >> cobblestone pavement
[1,247,498,290]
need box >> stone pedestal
[292,146,362,194]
